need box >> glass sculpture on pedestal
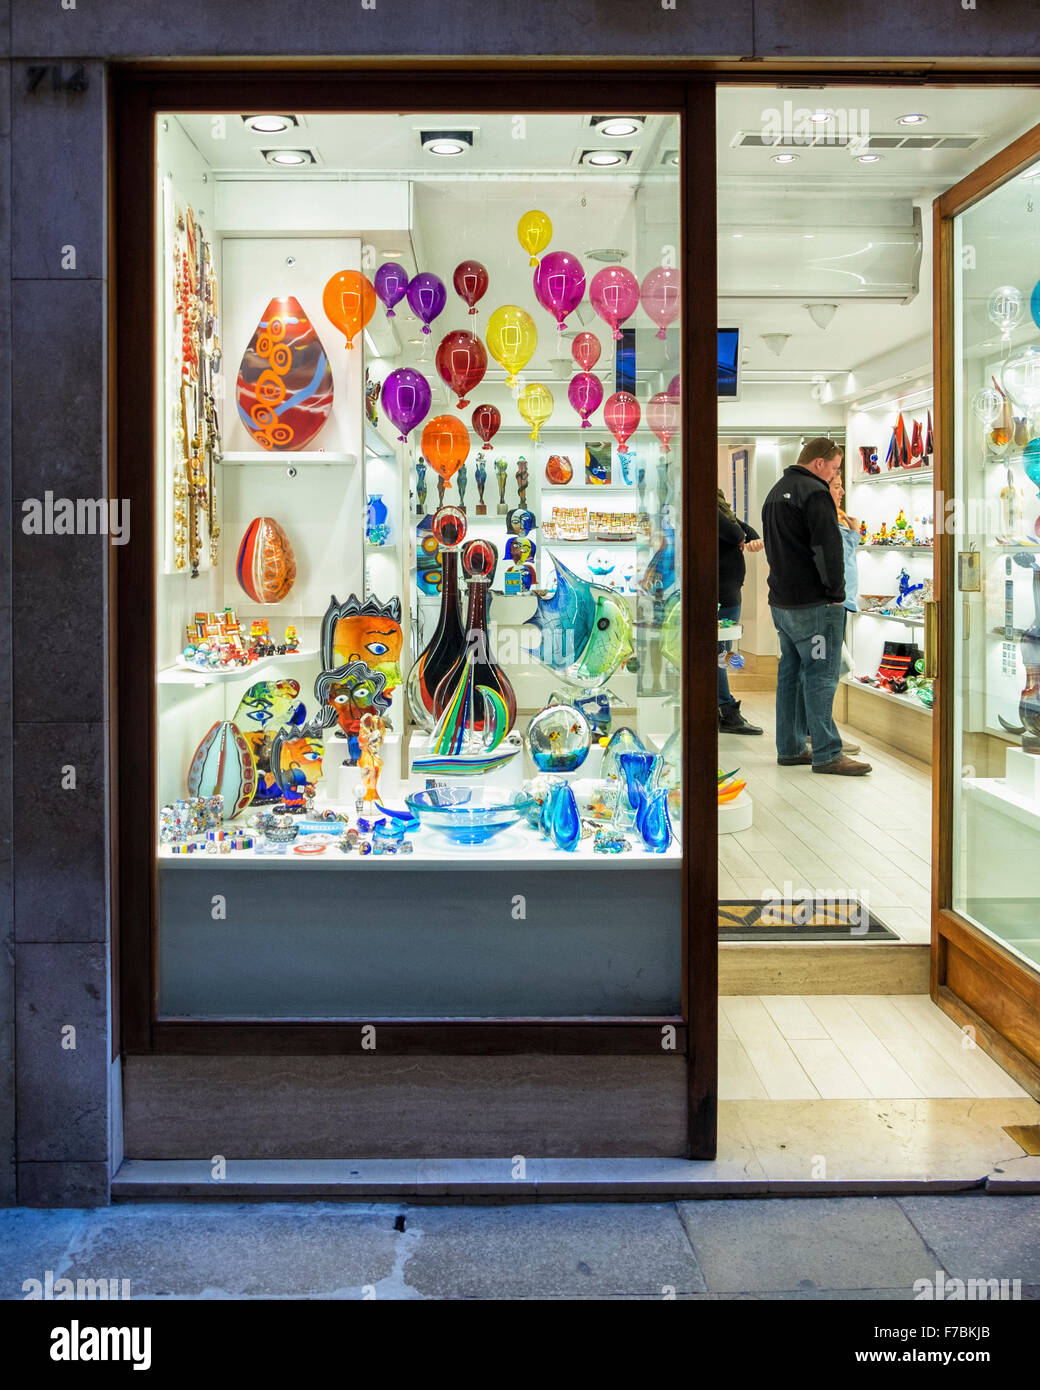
[410,507,467,727]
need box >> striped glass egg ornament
[236,516,296,604]
[186,720,257,819]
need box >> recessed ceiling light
[597,119,640,138]
[263,148,315,166]
[582,150,627,167]
[809,110,833,123]
[857,153,882,164]
[897,113,927,125]
[585,247,628,262]
[381,249,405,258]
[247,115,292,134]
[772,153,798,164]
[420,130,474,156]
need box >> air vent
[732,130,981,153]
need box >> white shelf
[719,624,742,640]
[841,675,932,715]
[853,610,925,628]
[157,648,318,687]
[860,544,934,553]
[219,451,357,467]
[852,468,933,485]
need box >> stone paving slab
[897,1195,1040,1286]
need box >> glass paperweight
[526,702,592,773]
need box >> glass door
[936,119,1040,1080]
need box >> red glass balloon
[604,391,641,453]
[572,331,601,373]
[640,266,681,340]
[471,403,501,449]
[646,391,680,454]
[453,260,489,315]
[435,330,487,408]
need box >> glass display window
[150,107,685,1019]
[951,155,1040,974]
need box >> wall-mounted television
[718,326,740,399]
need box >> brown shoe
[777,751,812,766]
[812,755,872,776]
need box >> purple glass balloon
[667,374,680,400]
[533,250,586,331]
[568,371,603,429]
[407,272,447,335]
[382,367,432,442]
[374,261,410,319]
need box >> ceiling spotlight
[856,153,882,164]
[263,148,315,166]
[772,153,798,164]
[760,333,791,357]
[809,110,833,123]
[897,113,927,125]
[246,114,294,134]
[382,249,405,258]
[595,118,642,138]
[804,303,839,330]
[582,150,629,167]
[420,130,474,156]
[585,247,628,262]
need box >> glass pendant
[413,507,467,720]
[433,538,517,731]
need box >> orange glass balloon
[322,270,376,349]
[421,414,470,484]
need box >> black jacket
[718,508,759,608]
[761,465,845,608]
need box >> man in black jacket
[718,489,764,734]
[761,438,872,776]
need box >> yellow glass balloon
[517,383,554,442]
[517,210,553,267]
[485,305,537,386]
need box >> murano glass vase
[412,506,467,721]
[615,751,661,831]
[434,538,517,731]
[548,780,581,852]
[635,786,673,853]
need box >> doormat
[1003,1125,1040,1156]
[718,898,898,942]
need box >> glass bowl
[406,787,535,846]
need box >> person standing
[718,489,764,734]
[761,438,872,775]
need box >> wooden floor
[720,994,1030,1101]
[718,690,932,945]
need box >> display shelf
[841,675,932,715]
[963,776,1040,837]
[157,648,318,687]
[542,536,640,546]
[719,624,742,640]
[853,610,925,628]
[853,468,933,485]
[861,544,934,553]
[219,451,357,467]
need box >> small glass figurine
[495,456,509,514]
[474,453,488,515]
[415,459,428,517]
[358,712,386,807]
[457,463,468,512]
[437,474,447,509]
[515,455,529,509]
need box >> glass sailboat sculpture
[412,659,522,776]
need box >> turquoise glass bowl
[406,788,534,846]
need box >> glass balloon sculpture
[236,296,333,451]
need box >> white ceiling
[175,86,1040,408]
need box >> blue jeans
[771,604,844,766]
[718,602,741,709]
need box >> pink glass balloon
[567,372,604,429]
[533,250,586,331]
[589,266,639,341]
[572,331,602,372]
[646,391,680,454]
[604,390,641,453]
[640,266,681,340]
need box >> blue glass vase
[366,493,390,546]
[615,751,660,831]
[636,786,673,853]
[549,781,581,852]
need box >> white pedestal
[1004,747,1040,803]
[719,790,753,835]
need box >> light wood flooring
[719,690,932,944]
[720,994,1030,1101]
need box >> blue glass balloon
[549,781,581,852]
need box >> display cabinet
[138,100,693,1030]
[934,120,1040,1089]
